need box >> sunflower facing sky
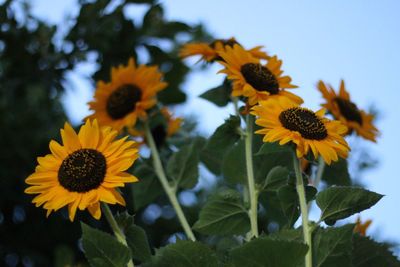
[251,97,350,164]
[25,120,139,221]
[318,80,378,142]
[218,44,302,106]
[87,58,167,131]
[179,37,270,63]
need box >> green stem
[308,157,325,211]
[144,122,196,241]
[245,114,259,238]
[102,203,134,267]
[313,157,325,189]
[292,153,312,267]
[231,96,240,117]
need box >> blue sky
[29,0,400,242]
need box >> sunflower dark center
[334,98,363,125]
[240,63,279,94]
[106,84,142,119]
[58,149,106,192]
[279,107,328,140]
[151,125,167,148]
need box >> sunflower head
[218,44,302,106]
[87,58,167,132]
[179,37,269,63]
[251,97,350,165]
[318,80,378,142]
[25,119,139,221]
[128,107,182,147]
[354,217,372,236]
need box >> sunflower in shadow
[218,44,301,106]
[251,97,350,164]
[318,80,378,142]
[180,37,269,63]
[25,120,139,221]
[129,107,183,148]
[87,58,167,131]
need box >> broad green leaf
[231,237,308,267]
[352,235,400,267]
[150,241,219,267]
[166,138,204,189]
[316,186,383,223]
[199,80,232,107]
[131,164,163,210]
[322,158,351,186]
[193,189,249,235]
[277,185,317,227]
[221,139,247,184]
[201,115,241,175]
[125,224,152,263]
[81,223,131,267]
[255,142,292,155]
[263,166,290,191]
[313,224,354,267]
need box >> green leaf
[81,223,131,267]
[150,241,219,267]
[256,142,292,156]
[221,139,247,184]
[231,237,308,267]
[131,164,163,210]
[277,185,317,227]
[263,166,290,191]
[313,224,354,267]
[199,81,232,107]
[322,158,351,186]
[125,224,152,263]
[201,115,241,175]
[316,186,383,223]
[352,235,400,267]
[166,138,204,189]
[193,189,249,235]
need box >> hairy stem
[245,114,259,238]
[144,122,196,241]
[102,203,134,267]
[292,153,312,267]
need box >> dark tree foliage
[0,0,209,265]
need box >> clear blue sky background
[29,0,400,243]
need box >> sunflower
[318,80,378,142]
[25,120,139,221]
[179,37,269,63]
[87,58,167,131]
[218,44,302,106]
[128,107,183,147]
[160,107,183,137]
[251,97,350,165]
[354,217,372,236]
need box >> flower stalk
[292,152,312,267]
[313,156,325,189]
[101,203,134,267]
[245,114,259,238]
[144,122,196,241]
